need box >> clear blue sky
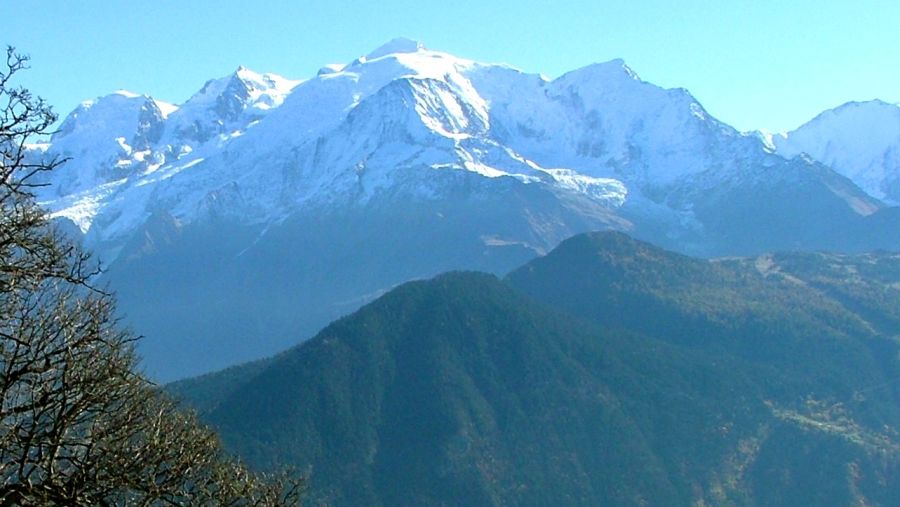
[6,0,899,132]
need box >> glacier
[26,39,900,380]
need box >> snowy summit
[30,39,892,264]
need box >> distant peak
[591,59,640,80]
[831,99,900,114]
[231,66,299,88]
[112,89,141,99]
[557,58,641,84]
[79,90,148,109]
[317,63,346,76]
[366,37,425,60]
[233,66,261,81]
[793,99,900,133]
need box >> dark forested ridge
[171,232,900,506]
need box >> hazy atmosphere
[4,2,900,505]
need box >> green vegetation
[1,47,302,506]
[175,232,900,506]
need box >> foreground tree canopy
[0,46,302,506]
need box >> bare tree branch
[0,46,304,506]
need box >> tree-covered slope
[37,41,900,383]
[189,272,768,505]
[505,232,900,505]
[505,232,900,393]
[175,233,900,506]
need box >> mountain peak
[832,98,899,112]
[366,37,426,60]
[566,58,640,82]
[773,98,900,203]
[52,90,156,142]
[542,230,669,263]
[802,99,900,129]
[111,89,141,99]
[232,66,266,84]
[178,66,298,121]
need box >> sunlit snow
[29,39,813,263]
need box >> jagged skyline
[7,0,900,132]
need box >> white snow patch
[773,100,900,203]
[154,99,179,117]
[366,38,425,60]
[545,168,628,205]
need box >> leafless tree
[0,46,303,506]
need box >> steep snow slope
[34,39,881,263]
[27,39,899,379]
[470,59,732,186]
[35,41,634,262]
[771,100,900,204]
[40,92,169,197]
[162,67,298,145]
[32,67,299,253]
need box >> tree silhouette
[0,46,302,506]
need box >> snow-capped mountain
[35,38,885,260]
[28,38,900,380]
[768,100,900,204]
[36,39,631,259]
[34,66,299,249]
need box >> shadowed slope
[175,233,900,505]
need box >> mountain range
[170,232,900,506]
[29,38,900,379]
[767,99,900,204]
